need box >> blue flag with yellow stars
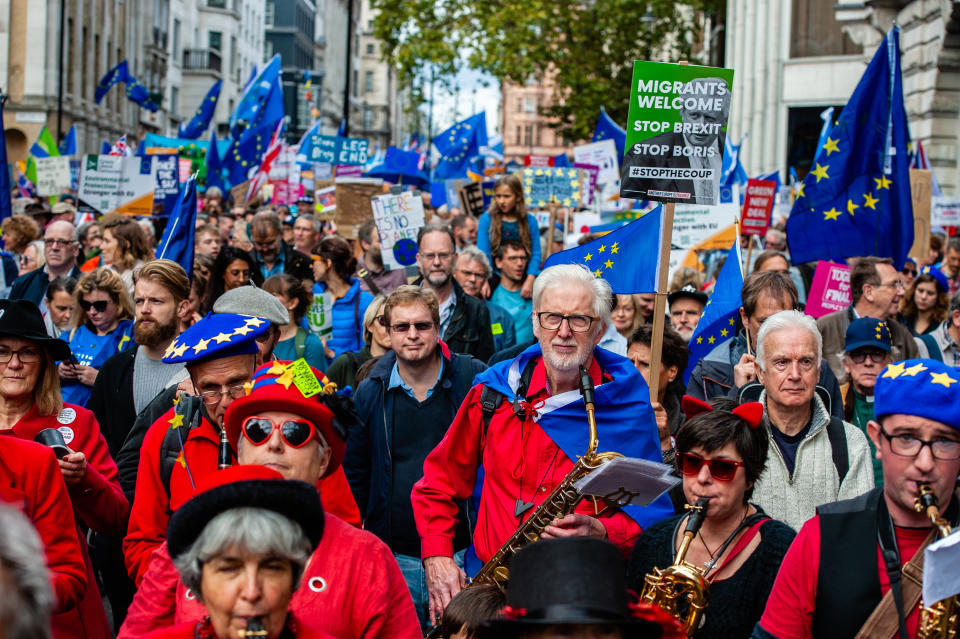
[592,107,626,161]
[786,26,913,269]
[95,61,130,103]
[433,112,487,179]
[155,174,198,279]
[685,240,744,385]
[179,80,222,139]
[542,206,664,294]
[205,129,225,193]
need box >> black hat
[667,285,708,307]
[167,465,325,560]
[0,299,72,361]
[479,538,670,639]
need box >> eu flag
[366,147,429,187]
[59,125,77,156]
[205,129,225,193]
[95,61,130,103]
[592,107,626,161]
[156,174,198,279]
[685,240,743,384]
[786,27,914,269]
[542,206,665,294]
[0,92,12,221]
[179,80,222,139]
[229,55,283,142]
[223,120,275,186]
[433,112,487,179]
[125,75,159,112]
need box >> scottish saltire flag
[473,344,674,528]
[911,139,942,197]
[720,135,747,188]
[229,55,283,141]
[156,175,198,278]
[786,27,914,269]
[205,130,225,193]
[179,80,222,139]
[0,93,11,221]
[95,61,130,103]
[433,112,487,179]
[813,107,835,164]
[30,126,60,158]
[592,106,626,160]
[685,240,744,384]
[59,125,77,156]
[542,206,664,294]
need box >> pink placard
[804,261,851,318]
[335,164,363,178]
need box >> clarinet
[238,617,268,637]
[218,418,231,470]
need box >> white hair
[532,264,612,331]
[0,506,54,639]
[458,245,491,279]
[756,310,822,372]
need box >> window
[791,0,856,57]
[230,35,237,73]
[364,71,374,94]
[264,1,274,26]
[517,98,522,112]
[523,125,533,146]
[516,125,522,145]
[207,0,227,7]
[524,97,536,113]
[170,86,179,115]
[172,19,180,58]
[208,31,222,51]
[366,43,374,55]
[362,107,373,129]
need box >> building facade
[265,0,318,142]
[500,76,568,163]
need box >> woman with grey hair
[0,505,55,639]
[147,465,335,639]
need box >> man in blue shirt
[490,240,534,344]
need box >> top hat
[0,299,72,361]
[479,538,672,639]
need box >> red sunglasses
[241,416,315,449]
[678,452,745,482]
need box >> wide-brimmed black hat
[0,299,72,361]
[479,538,670,639]
[167,465,324,560]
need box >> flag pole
[647,201,675,404]
[545,200,559,258]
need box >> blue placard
[150,153,180,216]
[299,135,369,166]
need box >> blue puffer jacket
[313,278,373,359]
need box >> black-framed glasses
[874,280,905,291]
[255,326,275,343]
[197,383,248,406]
[902,266,917,277]
[848,349,889,364]
[678,452,746,482]
[536,312,597,333]
[420,251,455,262]
[0,346,43,364]
[80,299,110,313]
[387,321,436,334]
[877,426,960,460]
[242,416,315,448]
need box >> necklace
[696,504,749,572]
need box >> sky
[421,67,500,137]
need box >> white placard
[35,156,72,196]
[671,201,740,250]
[306,290,334,338]
[77,154,157,215]
[372,191,426,271]
[923,529,960,606]
[931,196,960,227]
[574,139,620,185]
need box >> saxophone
[423,366,621,639]
[640,497,711,637]
[914,483,958,639]
[238,617,268,637]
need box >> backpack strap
[918,333,943,362]
[826,415,850,485]
[158,394,204,503]
[354,290,362,349]
[478,355,538,449]
[294,327,307,360]
[356,266,382,296]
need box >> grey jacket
[816,306,920,385]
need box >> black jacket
[86,347,137,459]
[116,385,179,504]
[343,348,486,545]
[415,277,495,363]
[9,265,82,305]
[248,241,312,283]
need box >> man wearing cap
[8,220,82,306]
[669,284,707,342]
[840,317,893,486]
[120,363,420,639]
[753,358,960,639]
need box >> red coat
[5,403,127,639]
[143,619,336,638]
[124,404,361,585]
[120,514,421,639]
[0,436,89,639]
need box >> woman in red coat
[0,299,128,639]
[144,465,337,639]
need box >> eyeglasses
[197,383,248,406]
[875,280,905,291]
[80,299,110,313]
[678,452,746,482]
[536,312,597,333]
[902,267,917,277]
[0,347,42,364]
[848,349,889,364]
[420,251,455,262]
[457,268,486,280]
[43,238,75,247]
[877,426,960,460]
[386,321,436,334]
[255,327,275,344]
[242,416,315,448]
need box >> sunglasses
[678,452,745,482]
[80,299,110,313]
[242,416,315,448]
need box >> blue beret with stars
[919,265,950,293]
[162,313,270,365]
[875,358,960,430]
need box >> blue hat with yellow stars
[875,359,960,430]
[845,317,892,353]
[919,265,950,293]
[162,313,270,365]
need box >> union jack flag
[108,135,132,157]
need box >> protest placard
[298,135,370,166]
[77,155,156,215]
[457,182,485,217]
[150,153,180,216]
[372,190,426,270]
[620,61,734,205]
[931,195,960,227]
[335,164,364,178]
[35,156,72,196]
[741,178,777,236]
[230,180,250,205]
[805,261,851,318]
[671,201,739,250]
[305,289,334,338]
[521,167,582,208]
[910,169,933,262]
[332,178,384,239]
[574,140,620,185]
[573,163,600,207]
[314,185,336,218]
[524,155,553,167]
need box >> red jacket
[143,619,336,638]
[120,514,421,639]
[0,436,89,639]
[124,405,361,585]
[412,358,642,562]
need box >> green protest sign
[619,61,734,206]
